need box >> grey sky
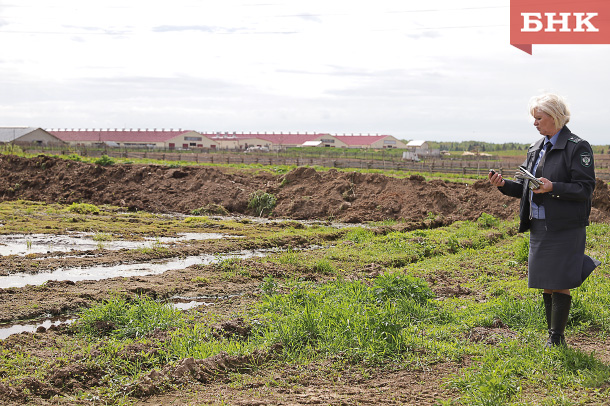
[1,0,609,144]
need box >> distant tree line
[426,141,529,152]
[425,141,609,154]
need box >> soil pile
[1,154,609,224]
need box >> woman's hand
[489,171,505,187]
[533,177,553,194]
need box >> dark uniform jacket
[499,126,596,233]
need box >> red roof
[48,130,395,147]
[49,130,199,143]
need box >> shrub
[247,190,277,217]
[95,155,115,166]
[477,212,499,228]
[66,153,82,162]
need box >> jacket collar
[528,126,571,152]
[552,126,571,150]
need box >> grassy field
[0,200,609,405]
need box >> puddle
[171,299,215,310]
[0,249,273,289]
[170,294,241,310]
[0,317,75,340]
[0,232,228,257]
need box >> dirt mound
[211,318,252,340]
[1,155,609,224]
[593,179,610,212]
[0,361,105,403]
[126,343,283,398]
[0,382,25,404]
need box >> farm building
[202,132,409,150]
[406,139,440,157]
[0,127,64,145]
[334,134,407,149]
[254,133,349,149]
[202,132,350,150]
[406,140,429,151]
[33,128,414,151]
[48,129,217,150]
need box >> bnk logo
[510,0,610,54]
[521,13,599,32]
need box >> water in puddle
[0,249,272,289]
[171,299,215,310]
[0,317,75,340]
[0,232,228,257]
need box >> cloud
[152,25,240,34]
[276,66,379,77]
[406,30,441,39]
[151,25,297,35]
[284,13,323,23]
[55,25,132,41]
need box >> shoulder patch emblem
[569,135,582,144]
[580,152,592,167]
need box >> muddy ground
[2,154,610,223]
[1,155,610,406]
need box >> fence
[18,146,610,181]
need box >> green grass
[320,214,515,270]
[62,232,610,403]
[75,295,184,339]
[449,339,610,405]
[255,272,452,362]
[1,202,609,404]
[93,232,114,242]
[67,202,100,215]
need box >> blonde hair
[529,93,571,129]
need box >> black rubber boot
[546,292,571,348]
[543,292,553,331]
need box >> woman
[489,93,599,347]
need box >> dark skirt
[528,219,600,289]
